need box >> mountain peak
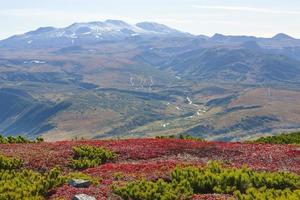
[211,33,227,40]
[272,33,294,40]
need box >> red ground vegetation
[0,138,299,199]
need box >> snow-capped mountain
[0,20,191,49]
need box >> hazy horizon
[1,0,300,39]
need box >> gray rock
[68,179,91,188]
[73,194,96,200]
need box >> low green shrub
[156,135,177,139]
[69,145,116,170]
[0,168,65,200]
[253,132,300,145]
[0,154,104,199]
[0,135,44,144]
[0,155,22,170]
[178,134,204,141]
[114,179,193,200]
[235,187,300,200]
[0,155,65,200]
[113,161,300,200]
[35,137,44,143]
[155,134,204,141]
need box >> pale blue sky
[1,0,300,39]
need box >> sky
[1,0,300,39]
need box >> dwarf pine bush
[155,134,204,141]
[0,168,65,200]
[0,134,44,144]
[0,155,65,200]
[254,132,300,145]
[114,161,300,200]
[0,155,22,170]
[70,145,116,170]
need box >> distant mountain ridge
[0,19,299,49]
[0,20,191,48]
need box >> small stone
[73,194,96,200]
[68,179,91,188]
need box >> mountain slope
[162,48,300,85]
[0,88,71,137]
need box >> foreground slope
[0,136,299,199]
